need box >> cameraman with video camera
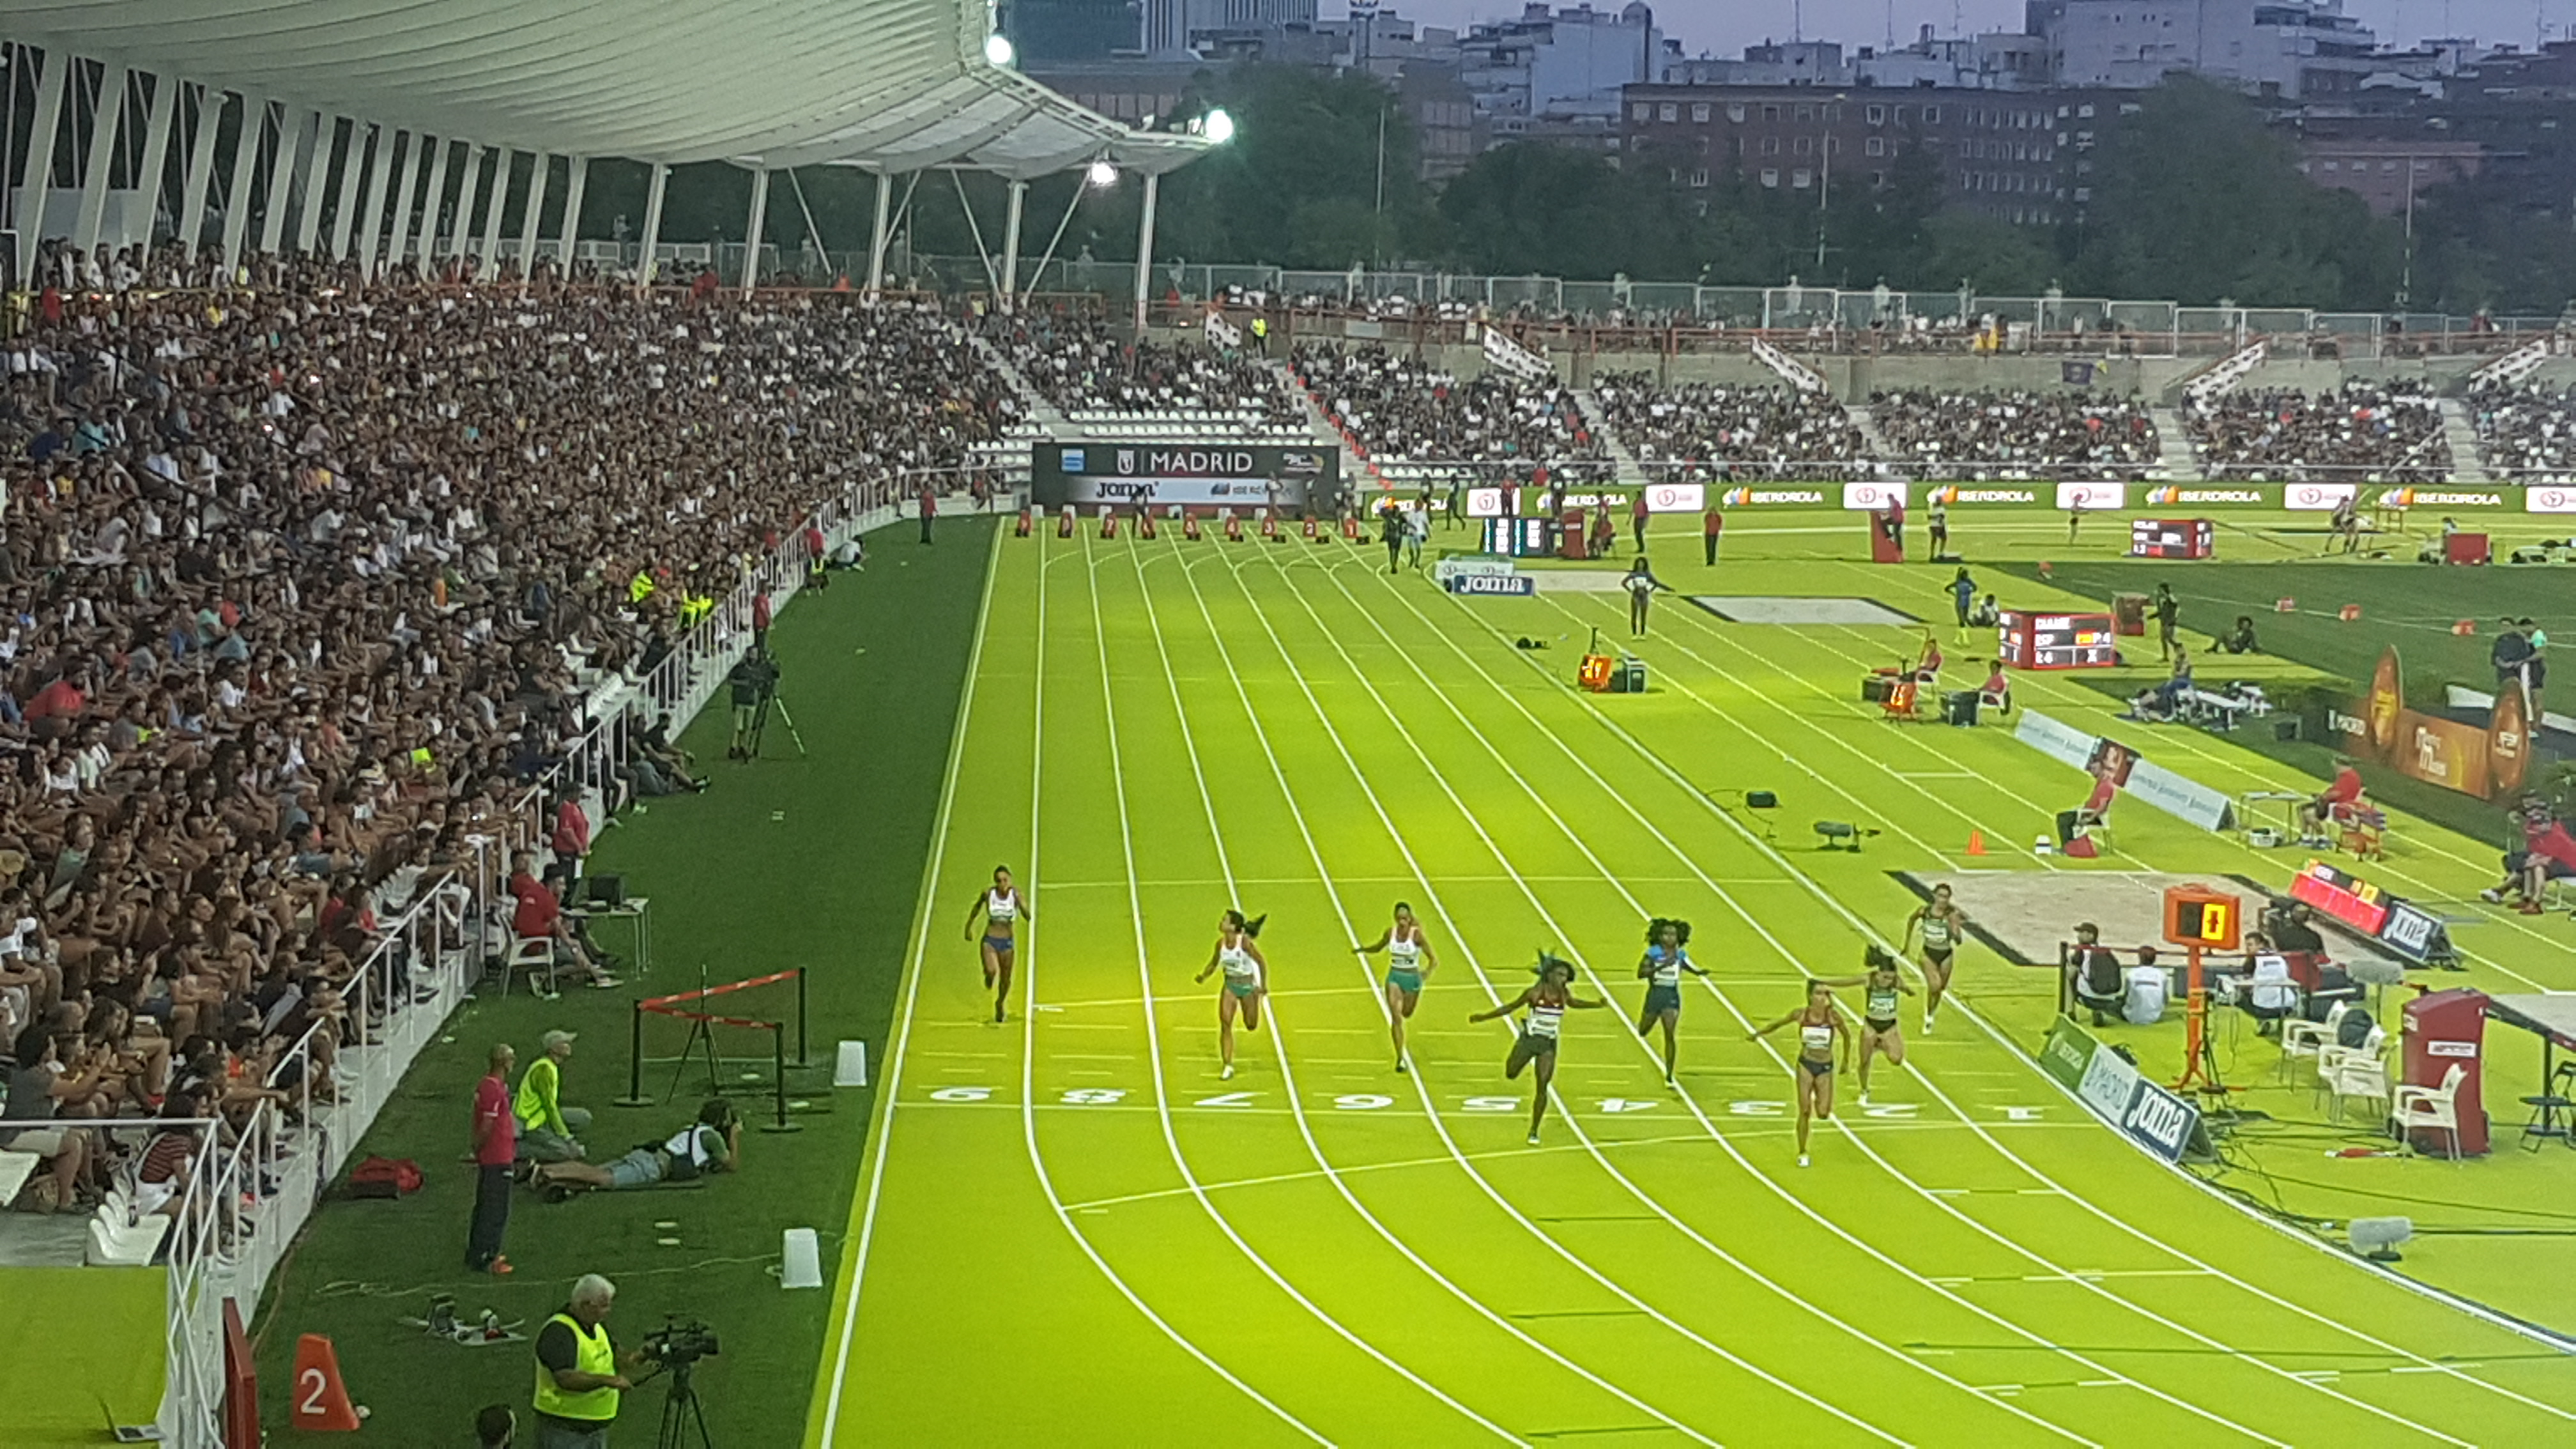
[724,646,781,762]
[532,1273,645,1448]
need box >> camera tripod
[747,691,808,760]
[654,1357,716,1449]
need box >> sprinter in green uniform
[1354,903,1438,1072]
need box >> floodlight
[985,33,1015,66]
[1203,107,1236,144]
[1087,160,1118,188]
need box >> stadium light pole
[1000,178,1026,312]
[1132,168,1159,332]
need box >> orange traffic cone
[1966,830,1987,857]
[291,1333,364,1430]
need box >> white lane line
[1020,528,1328,1443]
[1130,533,1708,1445]
[1445,590,2547,1439]
[1313,560,2315,1446]
[1085,526,1518,1444]
[1240,553,2114,1445]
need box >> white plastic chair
[2318,1030,2390,1121]
[2389,1062,2469,1160]
[2280,1000,2350,1082]
[503,935,558,999]
[86,1190,173,1266]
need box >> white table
[567,896,652,978]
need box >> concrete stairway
[1851,402,1898,468]
[1572,388,1648,486]
[2148,404,2202,480]
[2437,398,2490,482]
[966,333,1068,433]
[1267,358,1374,491]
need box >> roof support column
[865,169,892,302]
[412,137,451,267]
[326,121,365,258]
[439,142,477,264]
[178,84,224,259]
[259,106,310,255]
[476,145,512,271]
[15,48,69,282]
[72,60,128,263]
[555,155,588,272]
[999,179,1026,313]
[636,162,669,289]
[291,112,328,254]
[514,151,550,277]
[384,131,424,275]
[218,94,260,273]
[1131,169,1160,334]
[132,72,178,250]
[740,167,770,293]
[355,126,397,274]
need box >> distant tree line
[580,68,2574,318]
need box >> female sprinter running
[1821,946,1913,1105]
[1747,979,1851,1167]
[1354,902,1438,1071]
[1635,917,1710,1088]
[960,866,1030,1023]
[1902,883,1970,1034]
[1469,953,1604,1145]
[1192,910,1269,1080]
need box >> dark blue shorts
[1640,984,1682,1020]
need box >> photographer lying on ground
[530,1100,740,1200]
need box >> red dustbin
[2444,532,2490,565]
[2398,987,2488,1155]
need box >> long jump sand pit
[1895,868,2416,975]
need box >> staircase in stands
[2148,404,2202,480]
[2436,398,2492,484]
[1570,389,1650,487]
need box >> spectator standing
[917,483,937,545]
[469,1043,517,1275]
[516,1029,592,1163]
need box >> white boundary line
[817,520,1004,1441]
[1080,526,1514,1442]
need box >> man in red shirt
[751,588,772,650]
[2057,774,2118,858]
[918,484,937,545]
[1630,490,1650,556]
[548,793,590,883]
[2486,801,2576,914]
[468,1043,517,1274]
[1703,507,1724,567]
[804,519,829,590]
[2299,757,2366,847]
[24,668,88,740]
[511,852,614,988]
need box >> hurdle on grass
[616,967,821,1133]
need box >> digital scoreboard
[1998,611,2117,670]
[1481,517,1556,558]
[2129,518,2215,560]
[2162,885,2242,952]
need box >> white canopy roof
[4,0,1211,178]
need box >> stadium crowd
[1292,342,1610,480]
[2468,382,2576,480]
[1590,372,1864,482]
[2186,384,2451,481]
[0,238,1013,1219]
[1868,387,2160,480]
[988,312,1301,426]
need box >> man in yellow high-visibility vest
[533,1273,640,1446]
